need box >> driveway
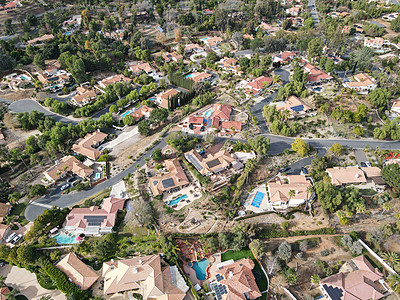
[9,99,78,124]
[250,68,290,134]
[355,149,367,166]
[0,264,64,300]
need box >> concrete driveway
[0,264,65,300]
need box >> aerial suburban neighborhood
[0,0,400,299]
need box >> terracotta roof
[276,95,311,114]
[129,105,154,121]
[149,158,190,196]
[129,62,154,74]
[259,22,280,32]
[0,224,10,241]
[221,121,242,131]
[100,74,131,87]
[162,52,183,62]
[203,36,223,47]
[44,155,93,182]
[157,89,179,109]
[72,89,96,104]
[56,253,99,290]
[188,116,204,125]
[321,255,386,300]
[214,259,262,300]
[71,130,108,160]
[102,255,188,298]
[268,175,312,203]
[184,43,204,52]
[184,148,236,176]
[0,203,11,222]
[190,72,212,83]
[0,287,10,300]
[66,197,125,229]
[247,76,273,90]
[345,73,377,88]
[214,104,232,120]
[361,167,381,178]
[326,167,367,185]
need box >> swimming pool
[204,110,213,117]
[201,37,210,41]
[149,98,155,101]
[251,191,265,208]
[18,75,30,81]
[54,233,79,244]
[191,258,209,280]
[122,109,134,118]
[95,173,102,179]
[65,31,72,36]
[186,74,195,78]
[168,194,188,206]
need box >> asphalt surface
[8,99,78,124]
[250,68,290,133]
[308,0,319,26]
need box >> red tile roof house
[303,63,333,85]
[156,88,180,109]
[320,255,390,300]
[64,197,125,235]
[343,73,377,94]
[247,76,273,92]
[210,258,262,300]
[129,62,157,76]
[71,130,108,160]
[273,51,295,64]
[162,52,183,62]
[99,74,132,89]
[71,88,97,107]
[221,121,242,133]
[219,57,241,74]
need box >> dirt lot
[0,89,35,101]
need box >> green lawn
[221,248,255,262]
[10,203,29,226]
[221,248,268,292]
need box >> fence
[358,238,397,275]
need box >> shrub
[320,249,330,256]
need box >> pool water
[204,110,213,117]
[122,109,134,118]
[201,37,210,41]
[186,74,195,78]
[18,75,30,81]
[95,173,102,179]
[251,191,265,208]
[54,233,79,244]
[168,194,188,206]
[191,258,209,280]
[149,98,155,101]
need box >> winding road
[21,66,400,221]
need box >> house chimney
[138,259,142,264]
[229,271,233,278]
[133,267,138,273]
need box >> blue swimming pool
[186,74,195,78]
[95,173,102,179]
[191,258,209,280]
[65,31,72,36]
[122,109,134,118]
[204,110,213,117]
[54,233,78,244]
[149,98,155,101]
[168,194,188,206]
[18,75,30,81]
[201,37,210,41]
[251,191,265,208]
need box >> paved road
[9,99,78,124]
[250,68,290,133]
[355,149,367,166]
[308,0,319,26]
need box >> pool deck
[244,183,270,213]
[183,255,216,287]
[163,184,202,210]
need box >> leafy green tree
[352,126,364,136]
[249,239,266,259]
[248,136,270,157]
[368,88,391,111]
[291,138,309,157]
[123,115,135,126]
[138,120,151,136]
[0,182,11,203]
[149,108,168,125]
[391,17,400,32]
[71,58,86,84]
[330,143,343,155]
[382,164,400,191]
[152,148,162,161]
[109,105,118,113]
[307,38,323,60]
[34,53,45,69]
[277,241,292,261]
[29,184,46,197]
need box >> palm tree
[310,274,320,290]
[0,276,6,287]
[382,252,400,268]
[355,202,366,215]
[388,273,400,293]
[305,186,313,212]
[288,190,296,206]
[5,288,20,300]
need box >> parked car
[11,234,22,245]
[71,179,81,186]
[5,232,17,243]
[280,167,290,173]
[60,183,70,191]
[365,162,372,167]
[360,162,367,168]
[67,177,76,183]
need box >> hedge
[44,264,90,299]
[236,208,309,221]
[257,227,336,239]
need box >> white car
[5,232,17,243]
[11,234,22,245]
[365,162,372,167]
[60,183,70,191]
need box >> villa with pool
[245,174,313,212]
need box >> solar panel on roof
[162,178,175,189]
[206,158,221,168]
[290,105,304,112]
[323,284,343,300]
[186,153,203,172]
[84,215,107,226]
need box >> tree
[276,241,292,261]
[138,120,151,136]
[109,105,118,113]
[355,47,374,71]
[310,274,320,290]
[368,88,391,111]
[71,58,86,84]
[350,240,363,255]
[174,28,182,42]
[248,136,270,157]
[291,138,309,157]
[382,252,400,268]
[282,18,292,30]
[152,148,162,161]
[232,31,243,49]
[391,17,400,32]
[132,199,153,227]
[389,273,400,292]
[249,239,266,259]
[382,164,400,191]
[29,184,46,197]
[149,108,168,125]
[123,115,135,126]
[330,143,343,155]
[156,32,166,45]
[299,240,309,252]
[307,38,323,60]
[0,182,11,203]
[34,53,45,70]
[352,126,364,136]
